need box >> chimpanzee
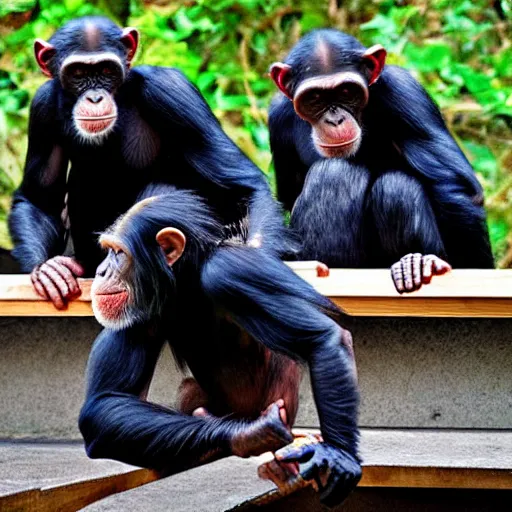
[9,16,284,308]
[268,29,494,293]
[79,185,361,508]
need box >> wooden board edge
[332,297,512,318]
[0,468,159,512]
[360,465,512,490]
[0,300,93,316]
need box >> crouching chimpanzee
[269,29,494,293]
[79,185,361,508]
[9,16,284,308]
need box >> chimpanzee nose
[95,259,109,277]
[325,108,345,126]
[86,93,104,104]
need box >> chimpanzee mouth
[318,136,359,148]
[75,115,117,121]
[75,116,117,141]
[94,289,128,296]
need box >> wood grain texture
[0,468,159,512]
[0,269,511,317]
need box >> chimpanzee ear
[269,62,293,99]
[156,227,186,267]
[362,44,387,85]
[121,27,139,65]
[34,39,56,78]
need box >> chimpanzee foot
[231,400,293,458]
[391,253,452,293]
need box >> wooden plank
[0,468,159,512]
[360,465,512,490]
[303,268,512,298]
[331,297,512,318]
[0,300,93,316]
[0,269,511,317]
[0,276,92,301]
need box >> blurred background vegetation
[0,0,511,266]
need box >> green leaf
[404,42,453,73]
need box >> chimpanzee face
[34,20,138,143]
[91,199,186,331]
[292,72,369,158]
[270,43,386,158]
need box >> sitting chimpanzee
[268,29,494,293]
[79,185,361,508]
[9,16,284,308]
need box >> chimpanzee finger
[31,270,49,300]
[433,257,452,275]
[45,260,80,297]
[422,256,434,284]
[412,253,422,289]
[37,270,65,309]
[401,254,414,292]
[40,264,70,299]
[263,459,289,484]
[55,256,85,276]
[390,262,404,293]
[259,459,301,490]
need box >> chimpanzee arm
[79,327,291,472]
[80,327,222,471]
[133,67,286,254]
[268,96,311,212]
[8,81,68,272]
[371,66,494,268]
[201,246,361,507]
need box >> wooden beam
[0,469,159,512]
[0,269,511,317]
[360,465,512,490]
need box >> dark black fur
[269,29,494,269]
[9,17,284,276]
[79,187,361,507]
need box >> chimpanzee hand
[31,256,85,310]
[391,253,452,294]
[273,439,362,507]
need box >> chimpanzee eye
[72,67,85,78]
[103,66,113,75]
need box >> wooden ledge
[0,268,511,317]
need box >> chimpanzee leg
[369,172,451,292]
[79,327,292,474]
[201,246,361,506]
[176,377,211,415]
[369,171,446,259]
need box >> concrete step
[0,316,511,439]
[1,429,512,511]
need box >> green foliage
[0,0,511,265]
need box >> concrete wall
[0,316,511,439]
